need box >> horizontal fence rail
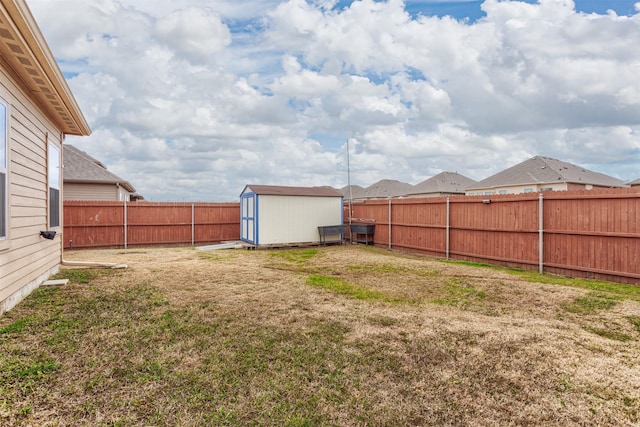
[65,188,640,285]
[64,201,240,249]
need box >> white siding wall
[117,186,131,202]
[466,183,569,196]
[257,195,342,245]
[64,182,119,201]
[0,61,63,314]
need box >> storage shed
[240,185,344,247]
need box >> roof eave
[65,178,135,193]
[0,0,91,136]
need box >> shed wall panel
[257,195,342,245]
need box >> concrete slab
[42,279,69,286]
[196,241,244,251]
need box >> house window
[0,101,6,239]
[524,188,533,193]
[48,143,60,228]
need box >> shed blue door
[240,191,257,244]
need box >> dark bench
[350,224,375,245]
[317,225,347,245]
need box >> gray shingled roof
[63,145,136,193]
[336,185,367,200]
[363,179,414,199]
[407,172,477,196]
[242,185,342,197]
[466,156,626,190]
[628,178,640,186]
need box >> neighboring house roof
[363,179,414,199]
[407,172,477,196]
[336,184,367,200]
[242,185,342,197]
[63,144,136,193]
[628,178,640,187]
[466,156,627,191]
[0,0,90,136]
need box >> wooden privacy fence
[64,201,240,249]
[65,189,640,285]
[347,188,640,285]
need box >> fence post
[124,200,128,249]
[192,203,195,246]
[388,198,392,250]
[446,197,450,260]
[539,193,543,274]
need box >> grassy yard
[1,245,639,426]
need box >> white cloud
[155,7,231,64]
[27,0,640,201]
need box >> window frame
[0,99,8,245]
[48,142,61,229]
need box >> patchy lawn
[1,245,639,426]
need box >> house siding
[467,183,569,196]
[0,57,64,314]
[65,182,119,201]
[117,186,131,201]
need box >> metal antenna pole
[347,139,353,241]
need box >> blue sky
[406,0,639,20]
[28,0,640,201]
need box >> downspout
[57,132,64,264]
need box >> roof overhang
[0,0,90,136]
[242,184,342,197]
[65,179,136,194]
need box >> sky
[27,0,640,202]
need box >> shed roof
[242,185,342,197]
[63,144,136,193]
[407,172,477,196]
[0,0,90,135]
[466,156,626,190]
